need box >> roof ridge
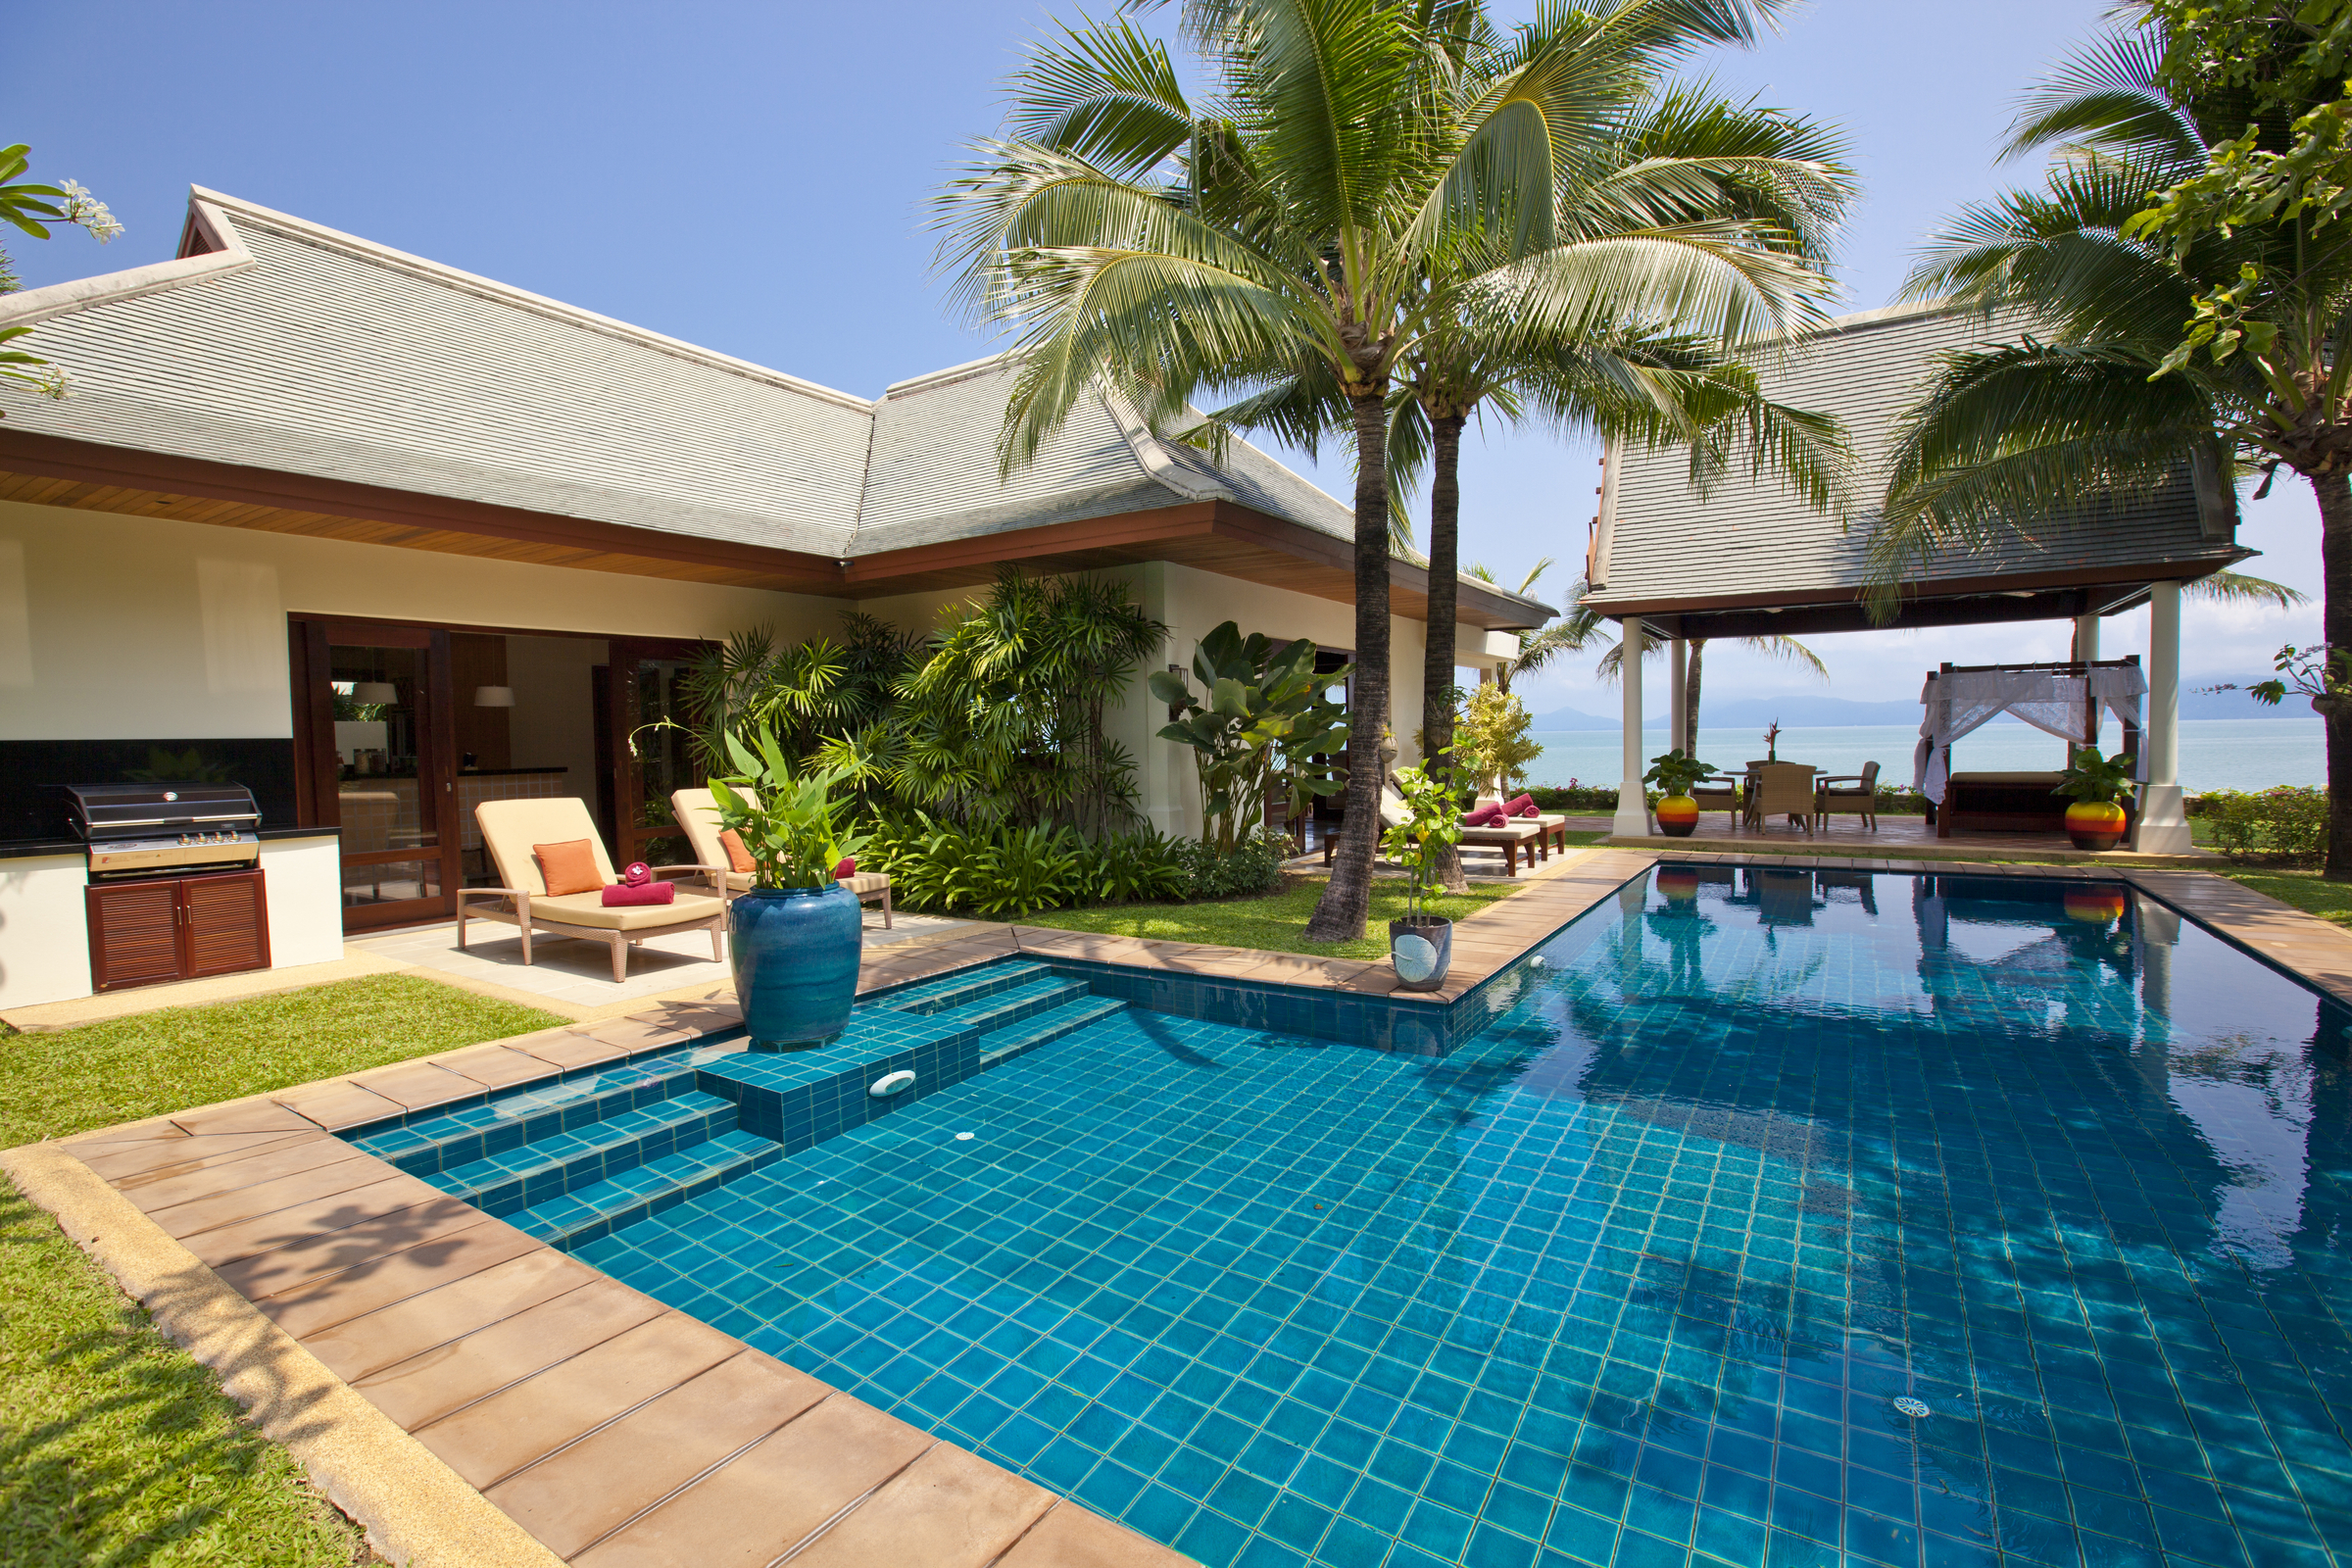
[189,187,878,413]
[0,196,257,329]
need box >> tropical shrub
[861,814,1194,916]
[2198,788,2329,866]
[686,567,1165,837]
[1454,685,1542,798]
[1150,623,1351,855]
[707,728,869,890]
[1382,766,1463,923]
[1175,833,1285,900]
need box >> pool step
[930,975,1096,1038]
[509,1129,783,1250]
[867,959,1059,1017]
[977,995,1127,1065]
[350,1055,696,1177]
[426,1090,740,1218]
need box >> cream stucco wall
[0,501,846,740]
[0,854,92,1008]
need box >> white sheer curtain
[1914,664,2148,804]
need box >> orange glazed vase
[1655,795,1700,837]
[2065,800,2128,853]
[2063,887,2129,925]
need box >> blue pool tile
[444,880,2352,1568]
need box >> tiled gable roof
[0,190,1359,563]
[1592,302,2239,610]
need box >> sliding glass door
[291,620,460,929]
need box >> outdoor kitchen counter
[0,825,340,860]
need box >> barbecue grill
[62,781,262,878]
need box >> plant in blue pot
[710,726,870,1049]
[1381,765,1463,992]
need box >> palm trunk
[1305,394,1394,941]
[1424,410,1469,895]
[2316,470,2352,880]
[1684,638,1706,755]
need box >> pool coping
[21,849,2352,1565]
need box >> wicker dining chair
[1813,760,1882,831]
[1743,763,1817,835]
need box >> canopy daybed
[1914,658,2146,838]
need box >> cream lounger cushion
[526,890,728,930]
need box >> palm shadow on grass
[0,1177,372,1566]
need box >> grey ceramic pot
[1389,914,1452,992]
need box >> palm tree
[1468,559,1616,696]
[1596,628,1826,752]
[941,0,1839,939]
[1874,15,2352,872]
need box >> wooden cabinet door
[87,880,184,992]
[184,870,270,978]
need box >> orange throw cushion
[532,838,602,896]
[718,829,755,873]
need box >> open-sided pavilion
[1578,302,2249,855]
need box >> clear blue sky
[10,0,2317,716]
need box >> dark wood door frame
[606,636,715,868]
[288,615,462,930]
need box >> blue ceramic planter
[730,882,861,1047]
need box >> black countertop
[0,824,341,861]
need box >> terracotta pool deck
[17,846,2352,1564]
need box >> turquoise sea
[1525,715,2326,793]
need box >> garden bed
[1014,873,1522,959]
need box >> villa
[0,187,1547,1008]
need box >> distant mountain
[1525,685,2313,731]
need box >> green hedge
[2194,787,2328,866]
[859,814,1283,918]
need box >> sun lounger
[460,798,729,982]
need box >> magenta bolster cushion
[601,880,675,906]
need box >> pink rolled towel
[620,860,653,887]
[1461,804,1506,827]
[602,880,675,906]
[834,857,858,879]
[1505,794,1538,817]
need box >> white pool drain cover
[1893,1397,1930,1418]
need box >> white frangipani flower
[57,180,122,243]
[31,365,74,398]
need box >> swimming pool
[366,867,2352,1568]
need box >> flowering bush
[2196,788,2329,866]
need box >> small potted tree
[2052,748,2136,852]
[1383,765,1464,990]
[709,726,870,1046]
[1643,749,1719,838]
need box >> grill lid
[63,781,261,840]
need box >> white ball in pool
[1393,933,1441,983]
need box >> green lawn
[1018,875,1524,959]
[2217,866,2352,926]
[0,1175,374,1565]
[1,973,566,1148]
[0,974,563,1563]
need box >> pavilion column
[1669,637,1690,755]
[2075,612,2102,755]
[2135,580,2191,852]
[1615,618,1650,837]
